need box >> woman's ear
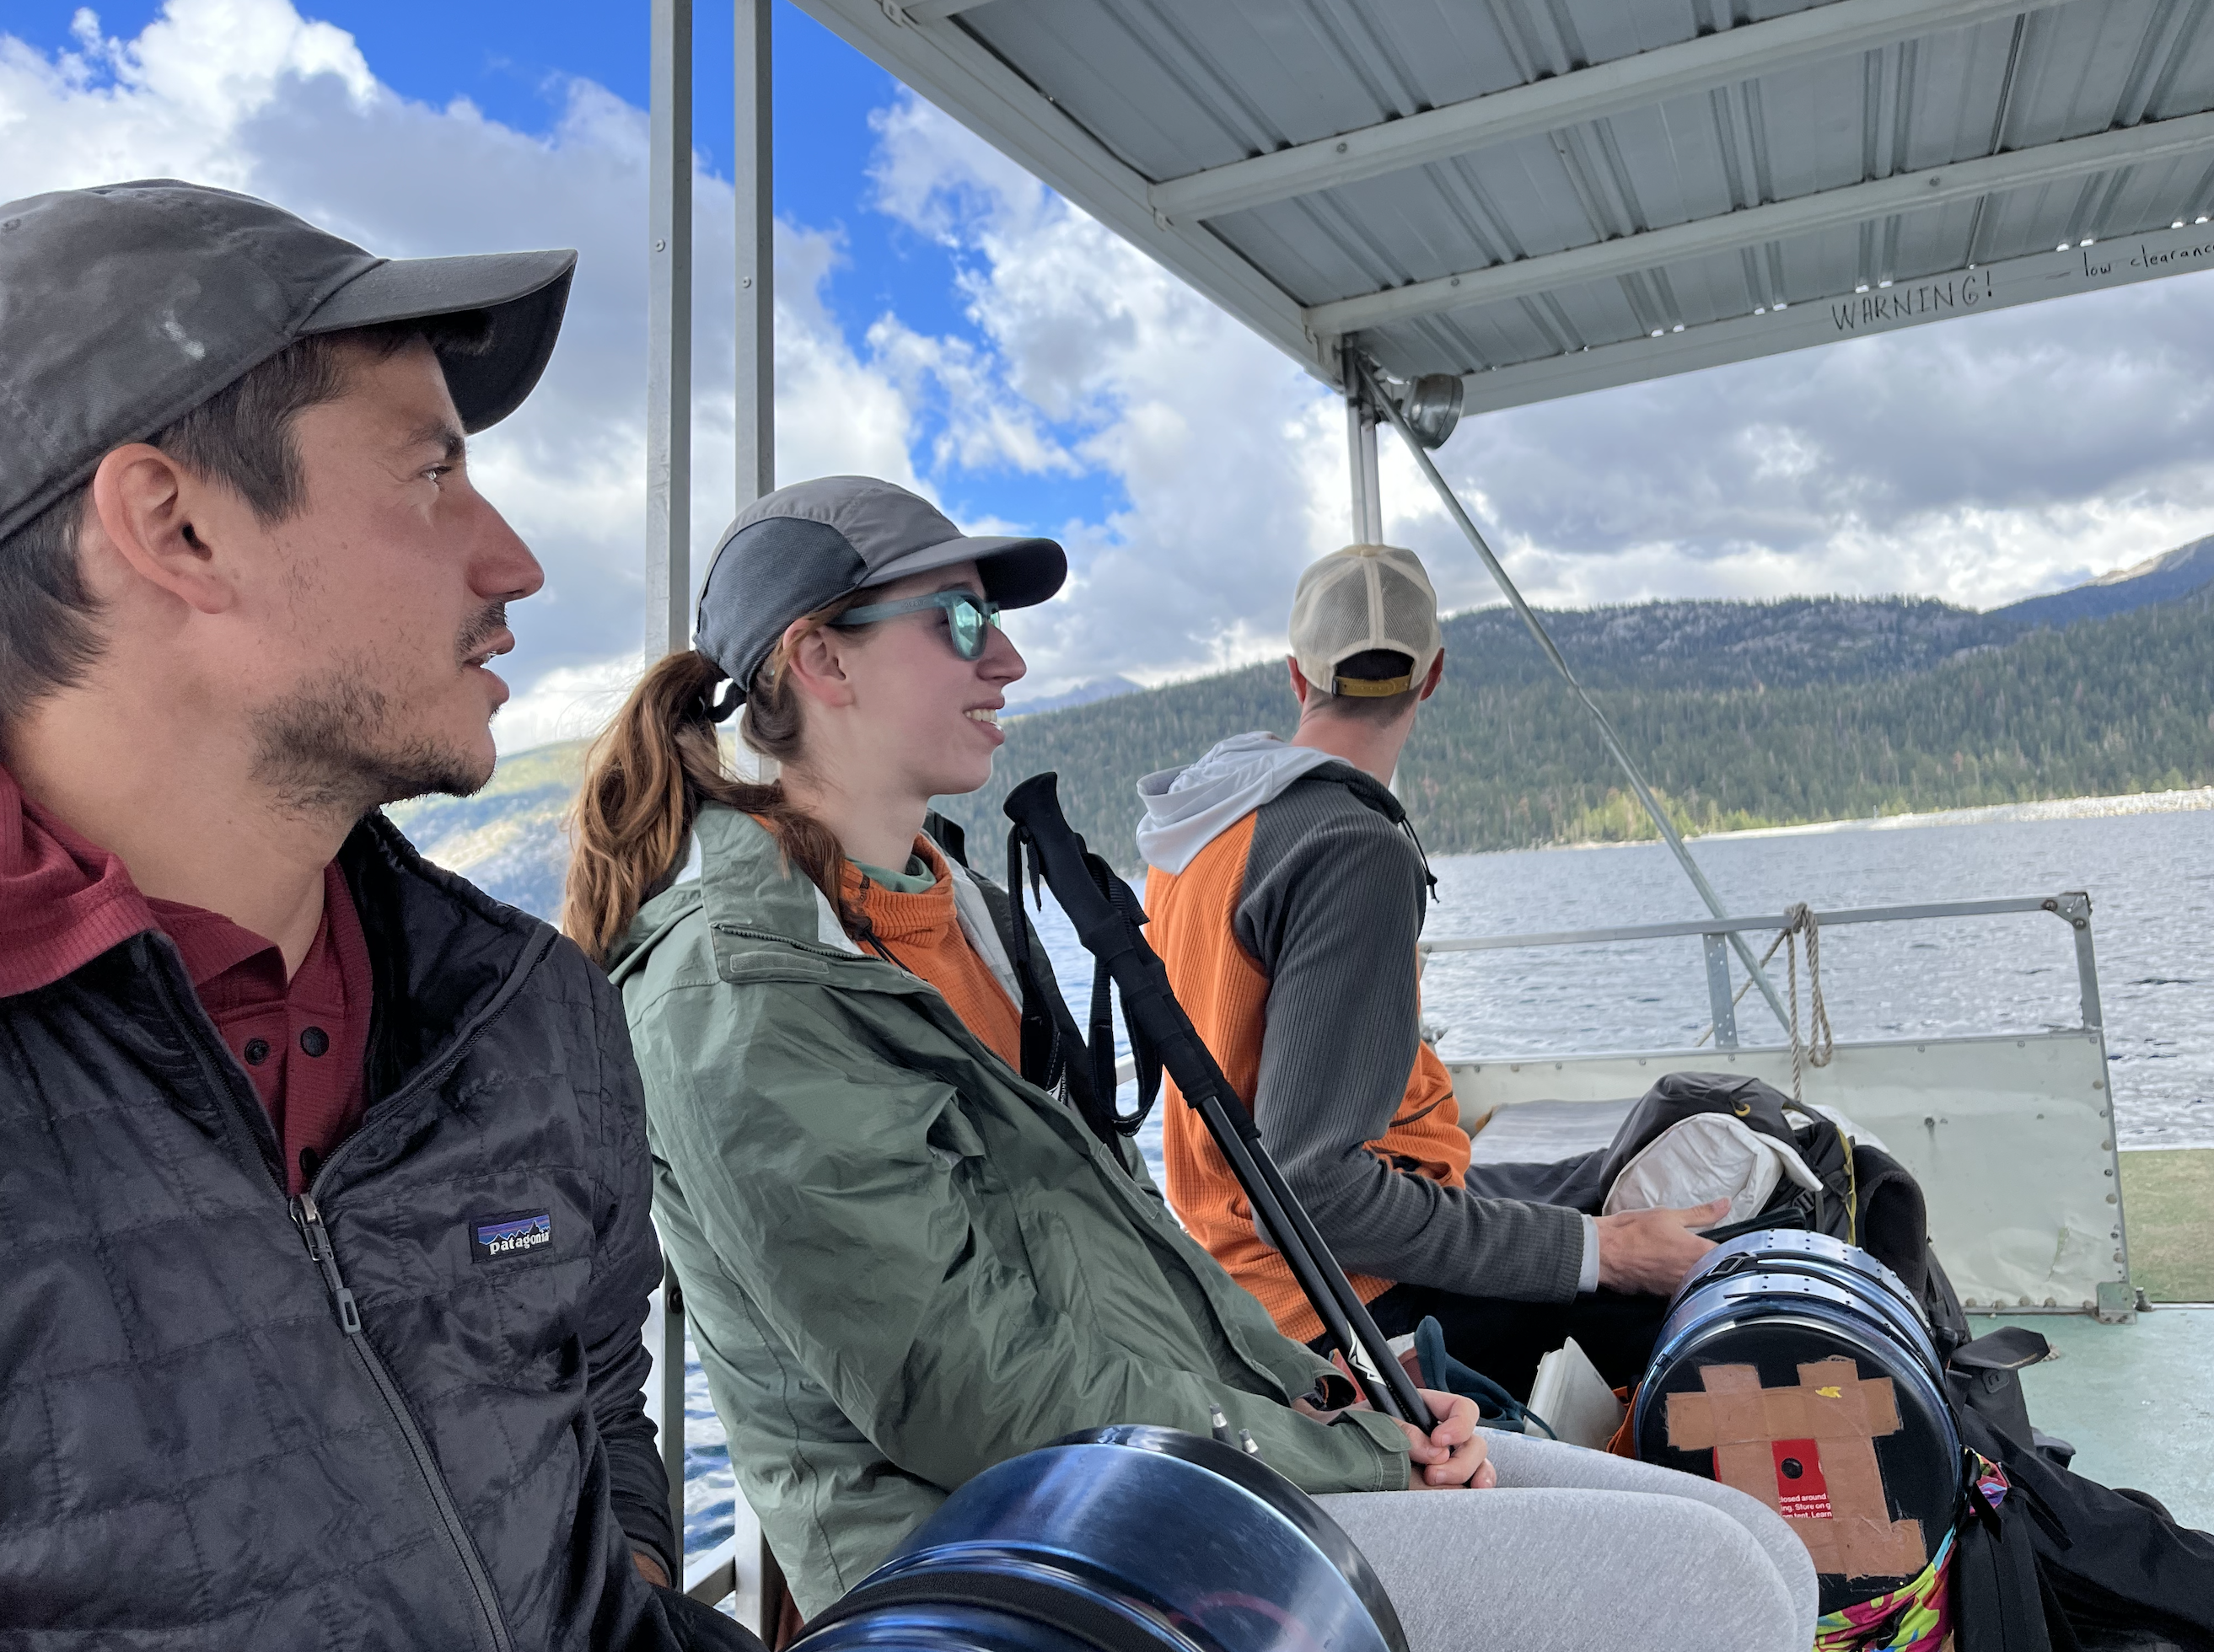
[782,620,860,710]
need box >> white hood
[1134,732,1343,874]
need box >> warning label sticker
[1772,1439,1832,1519]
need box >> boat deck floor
[1996,1307,2214,1531]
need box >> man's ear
[782,620,859,709]
[1287,655,1317,710]
[85,444,234,616]
[1416,649,1445,703]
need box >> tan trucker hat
[1287,543,1443,696]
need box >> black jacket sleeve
[583,963,678,1580]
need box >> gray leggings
[1317,1431,1817,1652]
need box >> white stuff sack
[1601,1113,1824,1226]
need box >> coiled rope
[1695,903,1835,1102]
[1779,902,1835,1106]
[1692,904,1851,1240]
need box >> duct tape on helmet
[1634,1231,1961,1616]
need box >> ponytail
[562,598,866,964]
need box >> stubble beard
[250,614,503,822]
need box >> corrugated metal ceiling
[798,0,2214,410]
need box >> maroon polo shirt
[0,765,371,1196]
[149,864,373,1194]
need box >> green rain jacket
[608,804,1408,1617]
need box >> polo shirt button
[299,1027,330,1058]
[243,1038,271,1065]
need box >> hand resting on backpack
[1595,1198,1729,1296]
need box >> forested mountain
[930,586,2214,871]
[390,549,2214,918]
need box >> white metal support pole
[1345,353,1382,544]
[647,0,693,662]
[734,0,774,507]
[1355,355,1792,1036]
[646,0,693,1568]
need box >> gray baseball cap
[695,475,1066,698]
[0,179,576,544]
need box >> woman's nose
[980,625,1026,683]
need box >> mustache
[456,602,509,664]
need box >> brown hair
[0,313,492,719]
[562,597,868,964]
[1308,646,1423,726]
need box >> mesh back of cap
[1377,560,1437,657]
[1288,544,1441,691]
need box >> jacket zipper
[145,934,523,1652]
[294,1193,513,1652]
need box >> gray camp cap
[696,475,1066,698]
[0,179,575,544]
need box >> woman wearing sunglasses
[563,477,1813,1649]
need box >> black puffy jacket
[1,815,680,1650]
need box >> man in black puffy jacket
[0,181,744,1649]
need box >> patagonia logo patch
[471,1210,553,1264]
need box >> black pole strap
[1002,772,1435,1430]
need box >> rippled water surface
[683,806,2211,1553]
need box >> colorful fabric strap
[1812,1527,1955,1652]
[1811,1451,2007,1652]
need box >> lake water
[678,802,2212,1553]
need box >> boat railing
[644,1263,766,1622]
[1417,891,2104,1049]
[1419,890,2131,1324]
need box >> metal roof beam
[1150,0,2066,223]
[1308,107,2214,335]
[1448,218,2214,416]
[898,0,998,21]
[793,0,1330,378]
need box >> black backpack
[1951,1382,2214,1651]
[1596,1070,1969,1354]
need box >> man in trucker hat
[0,181,749,1650]
[1137,544,1730,1398]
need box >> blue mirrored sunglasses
[832,589,1002,660]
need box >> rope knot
[1781,902,1834,1102]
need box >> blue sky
[6,0,2214,748]
[0,0,1122,537]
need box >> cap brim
[300,249,577,432]
[864,534,1067,609]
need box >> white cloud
[9,3,2214,745]
[0,0,936,750]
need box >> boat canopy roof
[797,0,2214,412]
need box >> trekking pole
[1003,773,1437,1431]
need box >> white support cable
[1150,0,2066,223]
[1356,356,1792,1035]
[1309,107,2214,335]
